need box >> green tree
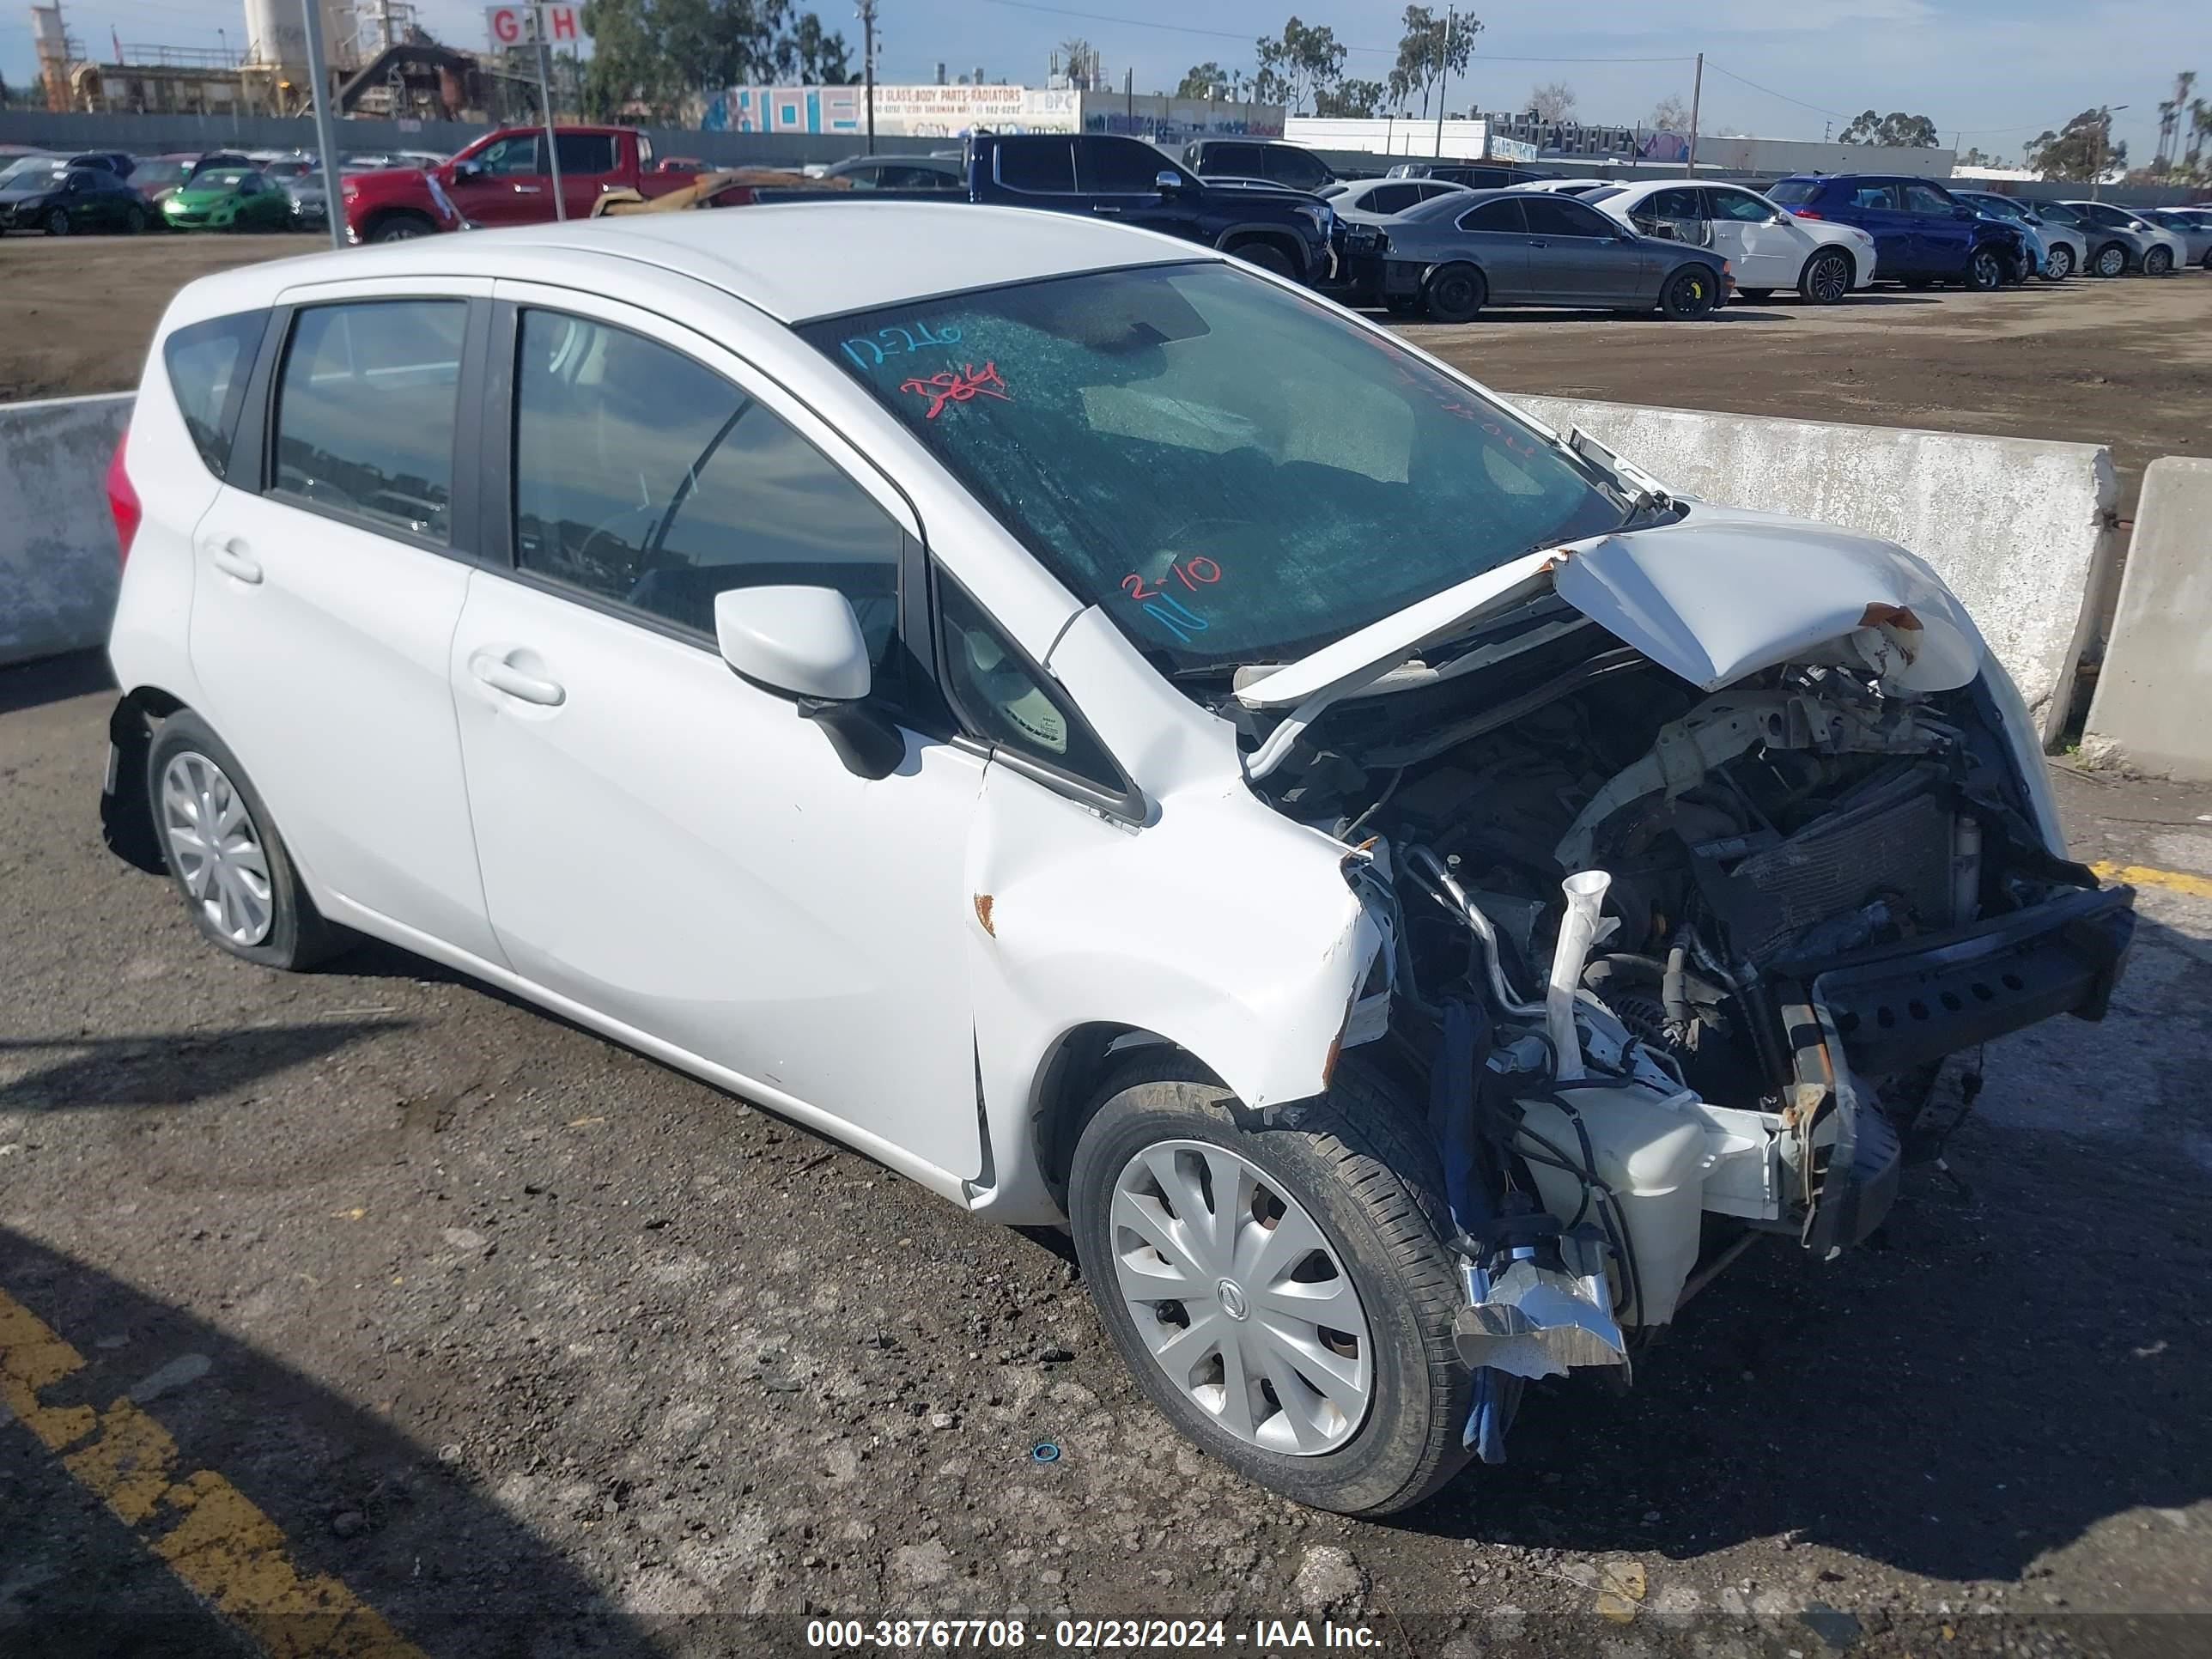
[1255,16,1346,115]
[1313,77,1384,118]
[1176,62,1228,99]
[1392,6,1478,122]
[2026,108,2127,180]
[580,0,854,119]
[1838,109,1941,148]
[773,11,852,82]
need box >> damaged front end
[1230,506,2136,1457]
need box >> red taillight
[106,425,142,566]
[1791,207,1823,219]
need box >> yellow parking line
[2089,860,2212,901]
[0,1287,425,1659]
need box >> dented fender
[960,761,1382,1222]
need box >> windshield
[802,263,1620,673]
[1765,179,1820,204]
[0,157,63,188]
[131,161,189,188]
[1581,185,1625,204]
[197,169,252,190]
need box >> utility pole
[1685,50,1702,176]
[857,0,878,155]
[534,8,565,218]
[1431,5,1453,161]
[300,0,345,249]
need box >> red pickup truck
[342,125,696,243]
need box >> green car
[161,167,291,232]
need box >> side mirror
[1953,204,1978,220]
[1769,211,1791,226]
[713,586,903,780]
[1154,170,1182,191]
[453,161,482,185]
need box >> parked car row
[0,143,448,236]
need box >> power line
[972,1,1690,63]
[1700,59,1851,121]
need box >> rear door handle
[208,540,262,584]
[470,651,565,707]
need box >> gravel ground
[2,653,2209,1658]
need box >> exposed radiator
[1722,770,1955,963]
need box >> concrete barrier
[1508,395,2119,744]
[0,392,134,669]
[2081,457,2212,781]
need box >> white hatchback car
[1594,179,1878,302]
[102,205,2134,1516]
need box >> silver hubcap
[2049,248,2071,278]
[2100,248,2124,275]
[161,751,274,946]
[1109,1139,1372,1455]
[1811,255,1846,301]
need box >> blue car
[1766,173,2028,289]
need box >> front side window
[1903,183,1954,215]
[1364,183,1419,214]
[1524,197,1613,237]
[1458,198,1523,232]
[1079,138,1171,194]
[804,263,1620,675]
[475,134,542,175]
[512,311,903,686]
[273,300,465,539]
[163,312,264,480]
[1263,148,1328,191]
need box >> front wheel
[1420,264,1486,324]
[367,212,436,243]
[1227,240,1296,279]
[1660,264,1721,319]
[43,207,69,236]
[1069,1056,1473,1516]
[2093,242,2128,277]
[1799,248,1853,304]
[2043,243,2075,281]
[2142,246,2173,276]
[1965,248,2005,290]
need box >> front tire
[2143,246,2173,276]
[1799,247,1853,304]
[146,711,343,971]
[1227,239,1296,279]
[1660,264,1720,319]
[1069,1055,1473,1517]
[1965,247,2006,290]
[1421,263,1486,324]
[366,211,436,243]
[2043,243,2075,281]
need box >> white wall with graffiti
[700,83,1284,143]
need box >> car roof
[172,203,1211,325]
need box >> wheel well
[1032,1022,1180,1205]
[102,686,186,873]
[364,206,435,234]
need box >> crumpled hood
[1237,502,1984,726]
[1553,505,1984,693]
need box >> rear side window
[1364,183,1419,213]
[1200,143,1264,176]
[995,141,1077,193]
[1848,183,1899,210]
[1262,147,1328,191]
[1765,179,1820,205]
[553,133,616,174]
[511,310,905,689]
[273,300,466,540]
[163,312,265,481]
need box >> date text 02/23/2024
[804,1617,1384,1650]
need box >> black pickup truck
[963,132,1338,284]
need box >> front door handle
[208,540,262,584]
[470,651,565,707]
[513,184,543,194]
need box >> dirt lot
[3,650,2210,1659]
[3,233,2206,517]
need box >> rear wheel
[1420,263,1486,324]
[1660,264,1720,319]
[2142,245,2173,276]
[2092,242,2128,277]
[1069,1054,1473,1517]
[1965,247,2005,290]
[1799,247,1853,304]
[1227,239,1296,278]
[146,711,343,971]
[123,203,147,234]
[2042,243,2074,281]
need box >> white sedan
[1592,179,1878,302]
[1317,175,1468,222]
[102,202,2128,1516]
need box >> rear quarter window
[161,311,266,481]
[1765,179,1820,205]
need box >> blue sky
[5,0,2206,163]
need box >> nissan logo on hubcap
[1217,1279,1249,1321]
